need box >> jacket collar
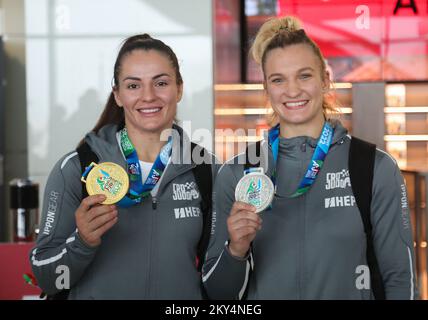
[260,119,348,177]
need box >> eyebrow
[122,73,172,82]
[267,73,283,80]
[267,67,315,79]
[298,67,315,73]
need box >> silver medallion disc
[235,167,274,213]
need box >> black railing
[402,170,427,300]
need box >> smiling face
[264,44,329,138]
[113,49,183,135]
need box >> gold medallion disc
[82,162,129,205]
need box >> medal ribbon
[269,121,334,197]
[117,127,172,207]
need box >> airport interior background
[0,0,427,299]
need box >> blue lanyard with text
[117,128,172,208]
[269,121,334,198]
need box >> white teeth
[139,108,161,113]
[285,101,307,107]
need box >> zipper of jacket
[299,192,306,299]
[147,195,157,299]
[152,197,157,210]
[300,143,315,299]
[298,142,308,299]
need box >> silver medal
[235,167,274,213]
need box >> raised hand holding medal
[78,161,127,247]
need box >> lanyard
[268,121,334,198]
[117,127,172,207]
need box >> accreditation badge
[81,162,129,205]
[235,167,274,213]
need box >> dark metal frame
[239,0,247,83]
[402,169,428,299]
[0,37,5,241]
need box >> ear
[113,87,123,107]
[322,71,331,92]
[176,83,183,103]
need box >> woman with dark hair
[202,16,418,300]
[30,34,215,299]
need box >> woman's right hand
[75,194,118,247]
[227,201,262,258]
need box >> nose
[285,80,301,98]
[141,85,156,102]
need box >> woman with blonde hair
[202,16,418,300]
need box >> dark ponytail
[92,93,124,134]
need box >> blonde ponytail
[250,16,302,65]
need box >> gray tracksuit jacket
[202,120,418,300]
[30,124,217,299]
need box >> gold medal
[81,162,129,205]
